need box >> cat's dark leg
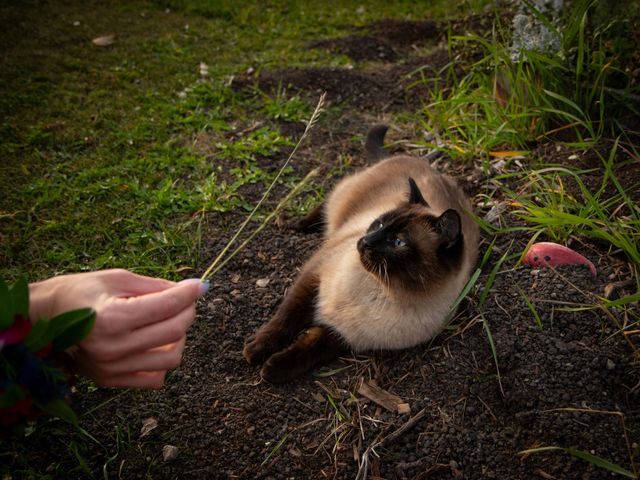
[261,325,346,383]
[243,266,319,366]
[289,202,325,234]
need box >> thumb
[176,278,211,300]
[114,278,210,330]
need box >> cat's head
[356,177,465,292]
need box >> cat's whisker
[418,272,427,290]
[382,264,389,291]
[383,259,390,290]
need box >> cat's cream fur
[314,155,479,351]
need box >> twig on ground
[356,408,427,480]
[358,379,410,414]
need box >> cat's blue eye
[394,238,406,247]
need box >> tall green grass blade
[313,365,353,378]
[565,447,636,478]
[326,393,346,422]
[480,236,497,269]
[446,268,481,321]
[604,292,640,309]
[261,432,289,467]
[480,312,503,396]
[478,249,515,309]
[517,285,543,329]
[575,4,587,82]
[519,446,637,478]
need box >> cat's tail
[365,124,389,162]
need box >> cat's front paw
[243,334,279,366]
[260,350,302,384]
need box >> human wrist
[28,277,62,323]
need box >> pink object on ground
[523,242,597,277]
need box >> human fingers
[110,278,207,330]
[94,370,168,389]
[72,347,171,389]
[99,269,177,297]
[85,305,195,362]
[88,338,186,377]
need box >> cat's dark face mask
[356,178,464,291]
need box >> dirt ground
[16,17,640,480]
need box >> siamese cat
[243,125,479,383]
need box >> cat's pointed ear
[408,177,429,206]
[436,209,461,249]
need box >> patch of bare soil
[232,47,452,113]
[65,230,639,479]
[232,18,454,113]
[11,16,640,480]
[309,36,400,62]
[308,19,439,62]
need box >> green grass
[417,0,640,163]
[1,0,480,283]
[416,0,640,333]
[504,144,640,265]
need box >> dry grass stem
[201,92,326,281]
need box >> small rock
[450,459,463,477]
[92,35,115,46]
[256,278,270,288]
[140,417,158,438]
[484,202,507,224]
[606,359,616,370]
[604,283,616,299]
[199,62,209,77]
[162,445,179,462]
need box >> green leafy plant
[258,85,311,123]
[417,0,639,162]
[505,146,640,264]
[0,277,96,433]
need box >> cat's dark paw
[260,350,302,384]
[243,334,280,367]
[276,214,313,233]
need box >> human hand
[29,269,209,388]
